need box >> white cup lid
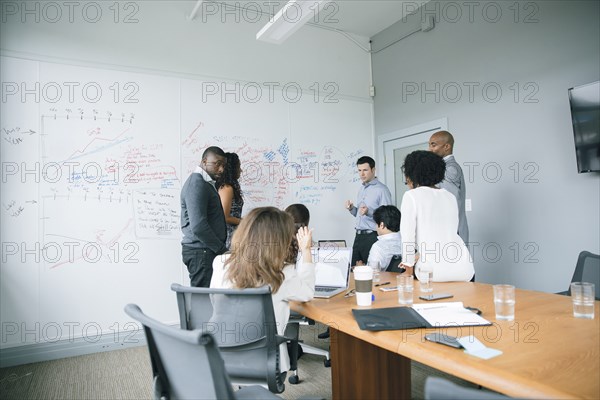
[354,265,373,280]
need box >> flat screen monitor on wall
[568,81,600,173]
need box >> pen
[374,281,390,287]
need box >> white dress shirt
[366,232,402,270]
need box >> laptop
[317,240,347,248]
[313,247,352,299]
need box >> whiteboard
[0,56,372,347]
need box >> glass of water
[493,284,515,321]
[570,282,595,319]
[397,275,414,306]
[369,261,381,283]
[418,267,433,293]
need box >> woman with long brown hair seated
[210,206,315,372]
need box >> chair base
[317,328,330,339]
[288,371,300,384]
[288,343,331,384]
[302,343,330,362]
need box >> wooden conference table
[291,272,600,399]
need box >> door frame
[376,118,448,203]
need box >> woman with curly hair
[216,152,244,250]
[210,206,315,372]
[399,150,474,282]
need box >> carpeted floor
[1,322,481,399]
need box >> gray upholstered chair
[424,377,510,400]
[123,303,280,400]
[170,283,290,394]
[558,251,600,300]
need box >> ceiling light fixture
[188,0,204,21]
[256,0,330,44]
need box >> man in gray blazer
[181,146,227,287]
[429,131,469,245]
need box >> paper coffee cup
[354,265,373,306]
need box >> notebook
[352,302,492,331]
[313,247,352,299]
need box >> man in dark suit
[180,146,227,287]
[429,131,469,245]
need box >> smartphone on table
[419,293,453,301]
[424,333,463,349]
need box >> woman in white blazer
[399,150,474,282]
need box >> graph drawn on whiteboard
[40,112,181,242]
[41,192,136,269]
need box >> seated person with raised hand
[285,203,330,342]
[210,206,315,373]
[357,205,402,271]
[285,203,310,232]
[284,203,316,350]
[399,150,474,282]
[284,203,313,258]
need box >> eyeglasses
[344,289,356,298]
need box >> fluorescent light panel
[256,0,330,44]
[188,0,203,20]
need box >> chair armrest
[276,334,297,346]
[289,311,317,326]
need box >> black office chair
[285,313,331,384]
[558,251,600,300]
[386,254,404,273]
[171,283,292,394]
[424,377,510,400]
[124,303,281,400]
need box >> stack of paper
[412,302,491,327]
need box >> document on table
[412,302,491,327]
[353,302,491,331]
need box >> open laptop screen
[314,247,352,288]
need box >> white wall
[1,0,371,99]
[0,0,374,364]
[371,0,600,292]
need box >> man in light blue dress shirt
[345,156,393,266]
